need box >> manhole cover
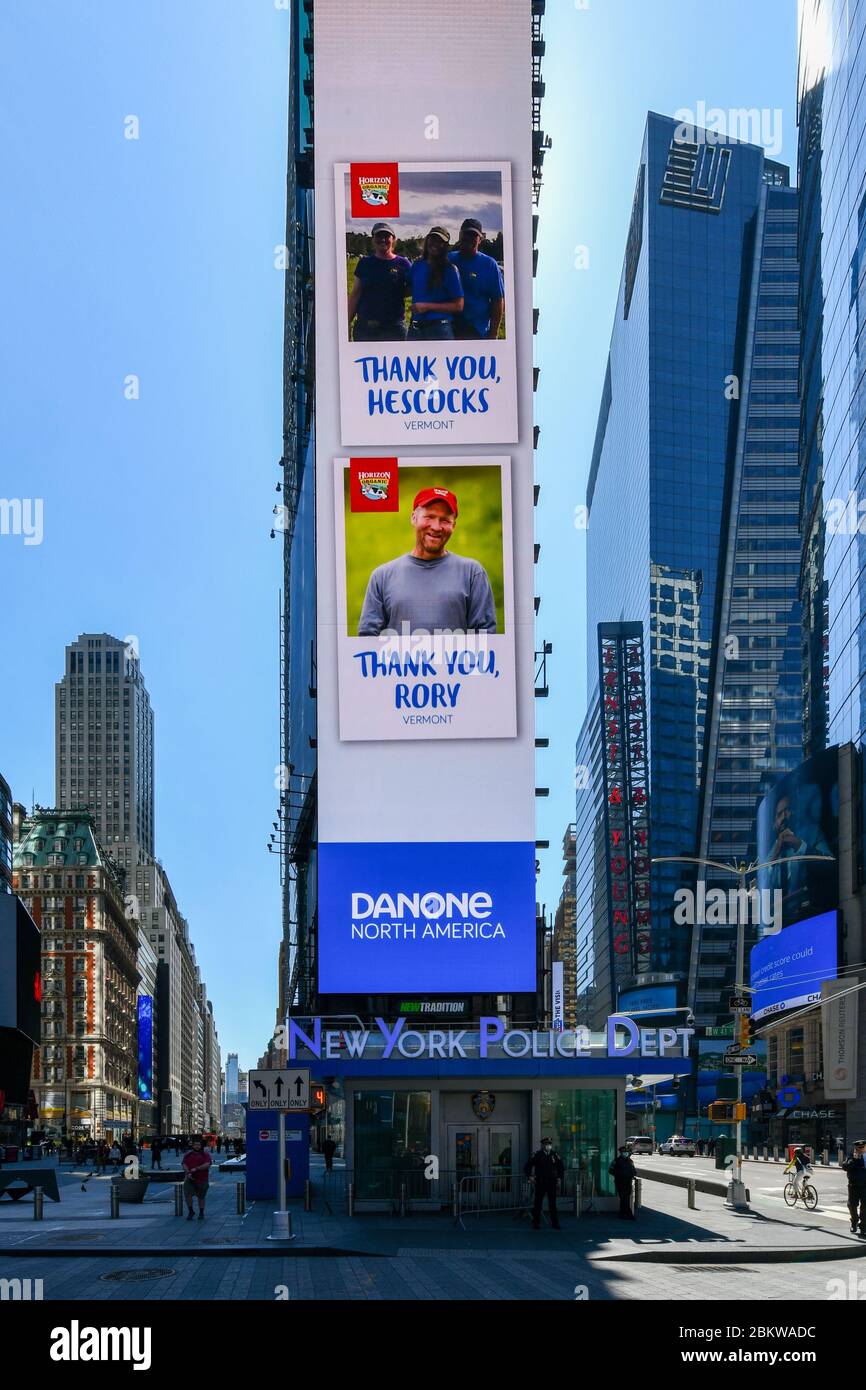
[671,1265,755,1274]
[100,1268,176,1283]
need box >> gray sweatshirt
[357,551,497,636]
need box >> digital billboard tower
[280,0,543,1023]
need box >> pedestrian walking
[524,1138,564,1230]
[216,1135,222,1154]
[151,1138,162,1170]
[696,1137,704,1157]
[844,1139,866,1235]
[609,1144,637,1220]
[181,1137,212,1220]
[321,1135,337,1171]
[108,1141,122,1173]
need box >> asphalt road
[640,1152,853,1225]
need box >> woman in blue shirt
[408,226,464,340]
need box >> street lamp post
[653,851,834,1212]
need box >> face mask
[542,1145,552,1153]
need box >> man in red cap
[358,487,497,636]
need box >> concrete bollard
[236,1182,245,1215]
[348,1181,355,1217]
[633,1178,642,1213]
[823,1148,829,1167]
[110,1183,120,1219]
[773,1145,779,1162]
[838,1147,845,1167]
[174,1183,184,1217]
[687,1179,696,1210]
[33,1186,43,1221]
[763,1146,769,1162]
[304,1179,312,1212]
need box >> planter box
[110,1175,150,1204]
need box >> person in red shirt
[181,1136,212,1220]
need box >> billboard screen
[313,0,536,994]
[618,984,677,1015]
[335,161,518,446]
[137,995,153,1103]
[756,749,839,930]
[749,910,839,1021]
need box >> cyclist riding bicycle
[784,1146,813,1197]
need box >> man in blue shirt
[448,218,505,339]
[348,222,411,341]
[358,486,497,636]
[408,228,464,340]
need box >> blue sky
[534,0,798,920]
[1,1,798,1067]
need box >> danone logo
[350,889,503,940]
[350,162,400,219]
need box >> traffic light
[707,1101,747,1123]
[738,1014,757,1049]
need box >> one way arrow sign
[248,1068,310,1112]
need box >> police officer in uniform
[524,1137,564,1229]
[609,1144,637,1219]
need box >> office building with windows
[573,113,803,1044]
[56,634,154,878]
[13,809,139,1139]
[748,0,866,1146]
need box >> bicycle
[783,1177,818,1210]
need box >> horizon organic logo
[0,497,43,546]
[673,102,783,158]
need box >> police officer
[609,1144,637,1220]
[844,1139,866,1235]
[524,1137,564,1229]
[348,223,412,341]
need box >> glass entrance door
[448,1124,520,1207]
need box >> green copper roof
[13,807,125,891]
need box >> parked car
[626,1135,654,1155]
[659,1135,697,1157]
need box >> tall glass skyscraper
[798,0,866,757]
[574,113,803,1032]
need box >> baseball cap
[413,486,458,516]
[372,222,396,237]
[460,217,483,235]
[426,225,451,243]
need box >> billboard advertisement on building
[334,455,516,740]
[821,976,858,1101]
[755,749,839,930]
[137,995,153,1103]
[749,909,839,1021]
[336,161,517,446]
[314,0,536,996]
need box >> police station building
[287,1015,694,1209]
